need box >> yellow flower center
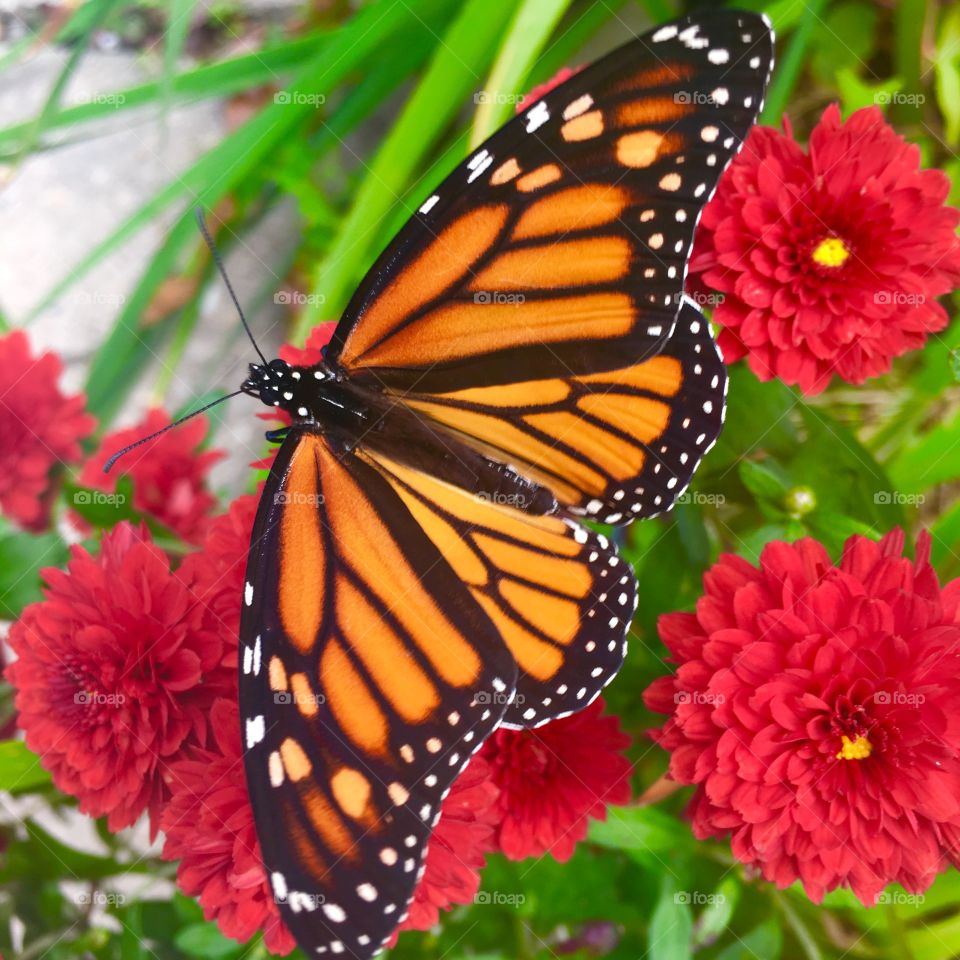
[811,236,850,268]
[836,735,872,761]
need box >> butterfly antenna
[194,207,270,367]
[103,389,246,473]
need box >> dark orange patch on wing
[469,236,631,292]
[336,578,439,722]
[472,533,591,598]
[614,61,694,92]
[524,410,646,480]
[301,782,357,860]
[578,393,671,444]
[278,439,325,654]
[512,184,631,240]
[402,402,608,495]
[499,579,578,645]
[320,637,389,755]
[340,204,510,366]
[352,292,635,370]
[472,591,563,680]
[429,378,570,408]
[516,164,562,192]
[577,355,682,396]
[617,98,692,126]
[285,811,331,882]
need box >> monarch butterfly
[236,10,774,958]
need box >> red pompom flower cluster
[692,104,960,394]
[0,330,95,529]
[645,530,960,904]
[9,482,633,952]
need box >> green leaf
[589,805,695,861]
[63,476,140,528]
[809,2,877,90]
[649,877,693,960]
[0,520,69,619]
[175,921,245,958]
[936,6,960,144]
[760,0,830,125]
[691,877,741,949]
[470,0,574,146]
[738,460,790,502]
[714,918,782,960]
[0,741,52,794]
[835,68,903,115]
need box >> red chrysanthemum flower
[277,322,338,368]
[644,530,960,905]
[481,699,632,862]
[161,698,296,956]
[691,104,960,394]
[6,523,223,832]
[397,754,501,935]
[81,408,223,543]
[0,330,95,528]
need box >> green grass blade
[0,30,333,155]
[13,0,126,162]
[761,0,829,124]
[298,0,516,340]
[469,0,574,146]
[28,0,428,326]
[162,0,200,110]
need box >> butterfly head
[243,358,334,418]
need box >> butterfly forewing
[329,9,773,396]
[239,432,517,957]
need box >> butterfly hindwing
[362,451,638,727]
[329,9,773,396]
[392,298,726,523]
[239,432,517,957]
